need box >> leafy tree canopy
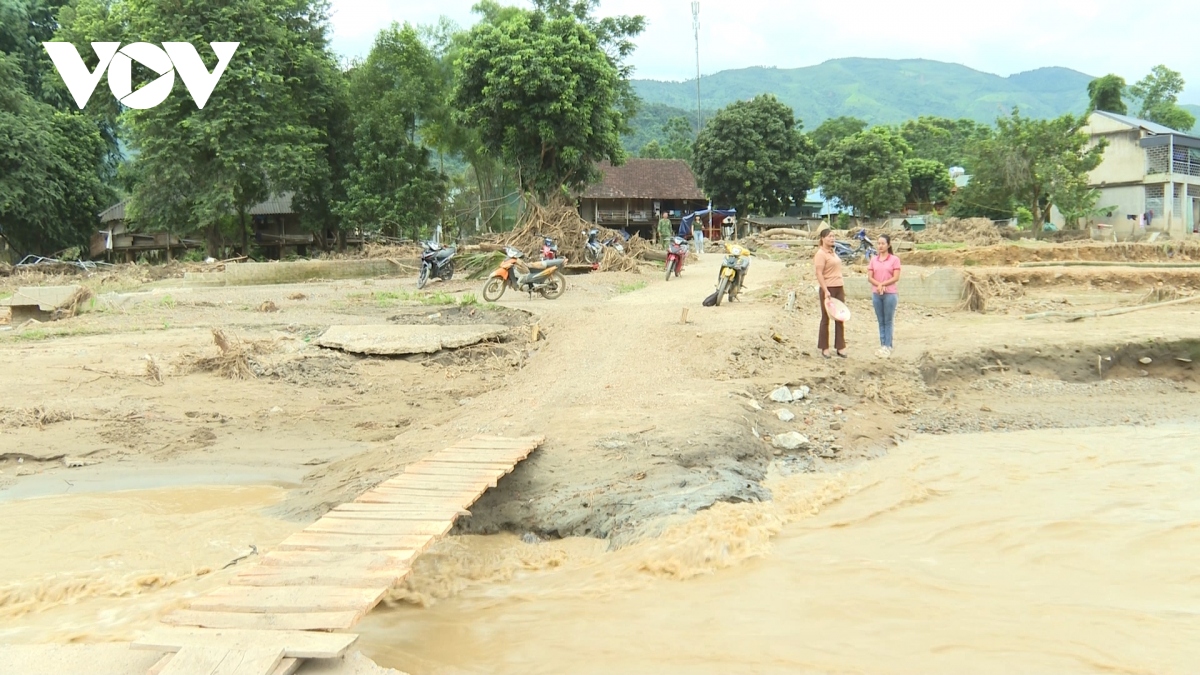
[967,108,1105,237]
[809,116,867,150]
[639,116,693,161]
[693,94,814,216]
[1130,65,1196,132]
[898,116,991,171]
[816,126,910,219]
[1086,74,1127,115]
[904,157,953,206]
[455,1,642,199]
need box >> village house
[1070,111,1200,238]
[578,159,708,240]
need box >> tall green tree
[1086,74,1127,115]
[809,116,867,150]
[64,0,338,257]
[903,158,952,206]
[454,1,642,200]
[1130,65,1196,132]
[817,127,910,219]
[0,53,114,255]
[339,23,447,240]
[898,116,991,171]
[693,94,814,216]
[639,116,693,161]
[968,108,1106,238]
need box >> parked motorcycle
[481,246,568,301]
[583,229,625,265]
[665,236,688,281]
[712,242,752,306]
[417,241,457,289]
[541,237,559,261]
[833,229,876,265]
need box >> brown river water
[2,426,1198,674]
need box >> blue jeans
[872,292,898,348]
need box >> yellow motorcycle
[713,242,751,306]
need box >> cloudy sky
[326,0,1199,103]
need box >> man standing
[657,211,673,247]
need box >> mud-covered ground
[1,249,1199,666]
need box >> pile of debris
[490,202,655,272]
[916,218,1002,246]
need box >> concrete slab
[184,260,413,287]
[0,286,83,311]
[316,324,508,356]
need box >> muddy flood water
[356,425,1200,675]
[2,426,1198,674]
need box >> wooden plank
[158,646,283,675]
[332,503,469,515]
[231,569,406,588]
[257,550,415,569]
[306,518,453,537]
[163,610,361,632]
[270,659,300,675]
[408,460,516,470]
[275,532,436,553]
[353,492,472,505]
[330,507,469,521]
[374,480,495,491]
[149,654,173,675]
[468,435,543,443]
[401,467,507,479]
[132,628,358,660]
[187,586,386,614]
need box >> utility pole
[692,1,702,136]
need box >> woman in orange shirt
[813,227,846,358]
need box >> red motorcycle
[665,236,688,280]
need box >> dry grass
[186,328,271,380]
[0,406,75,429]
[959,271,1025,313]
[144,356,164,386]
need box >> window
[1145,184,1165,217]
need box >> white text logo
[42,42,239,110]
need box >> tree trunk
[206,221,221,258]
[240,207,249,257]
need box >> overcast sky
[327,0,1200,103]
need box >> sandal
[821,350,831,359]
[836,351,848,358]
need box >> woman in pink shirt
[867,234,902,358]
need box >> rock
[769,386,794,403]
[772,432,810,451]
[269,406,283,415]
[599,440,627,450]
[1139,357,1153,365]
[745,400,764,412]
[776,409,795,422]
[520,532,544,545]
[457,398,473,406]
[829,422,842,431]
[792,386,811,400]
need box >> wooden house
[578,159,707,240]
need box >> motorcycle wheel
[584,247,600,264]
[539,271,567,300]
[665,259,676,281]
[417,264,430,289]
[438,260,455,281]
[715,277,729,306]
[482,277,506,302]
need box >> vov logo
[42,42,239,110]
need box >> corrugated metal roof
[581,160,705,200]
[1092,110,1198,139]
[99,200,128,222]
[248,192,295,215]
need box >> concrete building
[1078,111,1200,238]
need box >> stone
[745,400,764,412]
[317,324,508,356]
[769,386,794,403]
[830,422,843,431]
[1139,357,1153,365]
[772,432,810,451]
[792,386,811,400]
[776,409,795,422]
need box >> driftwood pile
[481,202,657,273]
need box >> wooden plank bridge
[132,435,544,675]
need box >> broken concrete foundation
[184,260,413,286]
[842,266,965,307]
[317,324,509,356]
[0,286,86,322]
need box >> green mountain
[624,58,1200,153]
[633,58,1096,127]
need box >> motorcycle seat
[527,258,565,270]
